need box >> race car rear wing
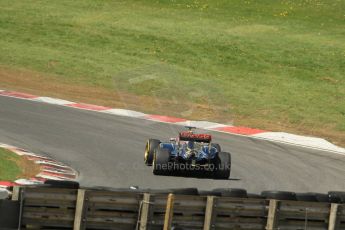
[179,132,212,143]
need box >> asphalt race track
[1,96,345,193]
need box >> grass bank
[0,0,344,145]
[0,147,40,181]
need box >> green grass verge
[0,1,344,132]
[0,148,22,181]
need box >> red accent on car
[179,132,212,142]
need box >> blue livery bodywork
[160,141,218,164]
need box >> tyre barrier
[329,191,345,203]
[261,190,297,201]
[198,190,222,196]
[44,179,80,189]
[6,185,345,230]
[247,193,265,199]
[0,200,20,229]
[169,187,199,195]
[296,192,329,202]
[212,188,248,198]
[2,182,345,204]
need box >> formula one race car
[144,127,231,179]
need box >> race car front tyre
[214,152,231,179]
[152,148,170,175]
[144,139,161,166]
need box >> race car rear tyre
[144,139,161,166]
[211,143,221,152]
[153,148,170,175]
[214,152,231,179]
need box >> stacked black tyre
[296,193,329,202]
[261,191,345,203]
[261,191,297,201]
[213,188,247,198]
[328,191,345,203]
[44,180,79,189]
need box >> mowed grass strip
[0,147,40,181]
[0,147,22,181]
[0,1,344,144]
